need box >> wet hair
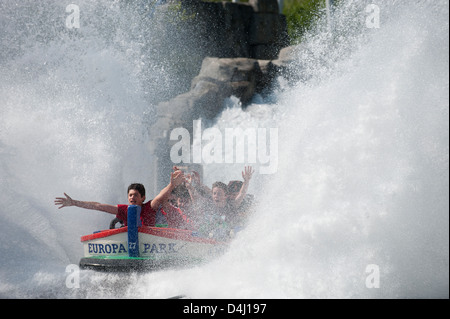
[212,181,228,194]
[127,183,145,197]
[227,180,243,193]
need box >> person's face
[212,187,227,208]
[128,189,145,206]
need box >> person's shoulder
[142,200,156,212]
[143,200,152,207]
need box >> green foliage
[167,1,197,22]
[282,0,326,44]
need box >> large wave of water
[0,0,448,298]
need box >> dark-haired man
[55,170,191,228]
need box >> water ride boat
[79,205,227,272]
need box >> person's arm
[184,177,197,204]
[54,193,118,215]
[233,166,254,208]
[185,171,206,204]
[151,169,185,212]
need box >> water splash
[0,0,448,298]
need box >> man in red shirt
[54,169,192,229]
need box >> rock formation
[181,0,289,60]
[148,0,298,193]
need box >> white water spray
[0,0,448,298]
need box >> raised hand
[242,166,254,182]
[171,169,185,187]
[54,193,74,209]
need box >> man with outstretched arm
[54,170,190,228]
